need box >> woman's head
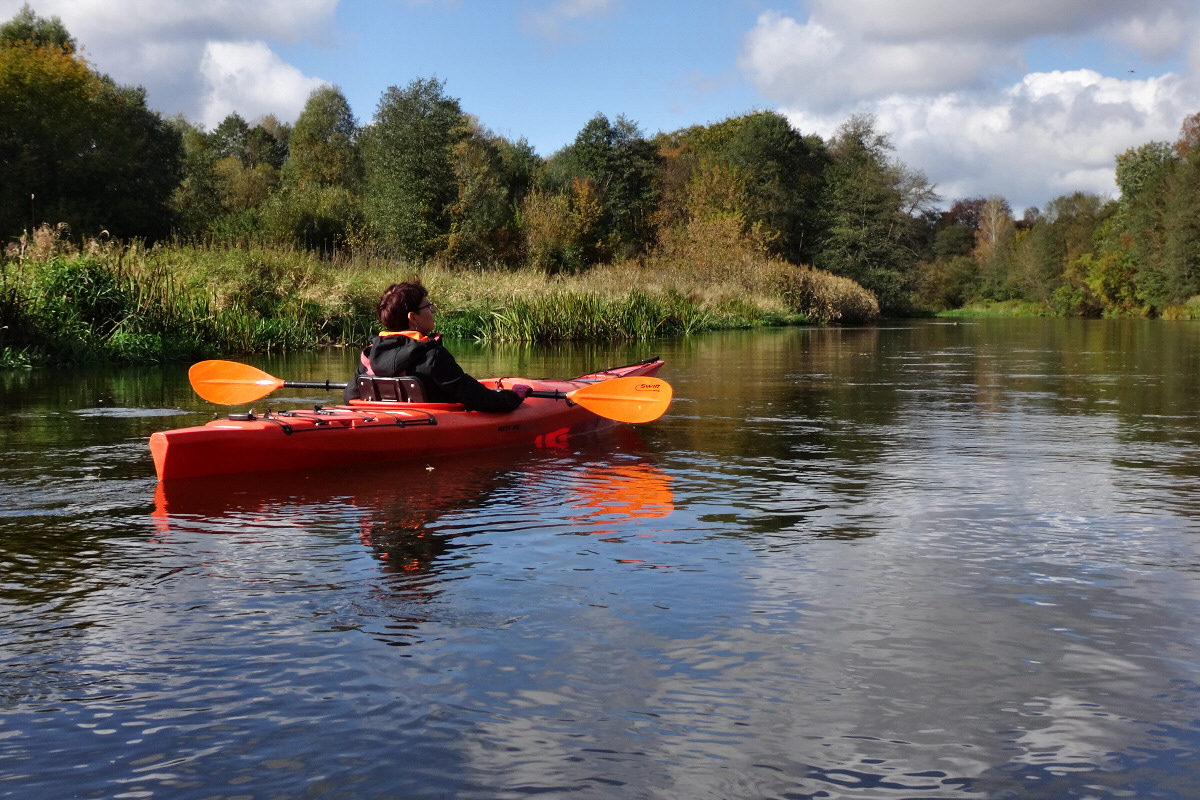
[378,281,430,331]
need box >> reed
[939,299,1053,317]
[0,225,879,365]
[1160,296,1200,320]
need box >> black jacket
[344,332,523,412]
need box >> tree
[948,196,986,230]
[245,121,288,170]
[544,113,658,260]
[0,3,72,49]
[1115,141,1173,201]
[260,85,363,253]
[680,111,828,265]
[1093,140,1177,313]
[0,10,181,240]
[283,85,358,190]
[976,195,1012,251]
[815,114,934,313]
[362,77,465,259]
[169,119,222,238]
[1157,152,1200,304]
[1085,218,1141,314]
[1174,111,1200,159]
[444,120,536,264]
[208,113,250,163]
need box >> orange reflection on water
[150,452,676,576]
[566,462,674,522]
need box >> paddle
[187,360,672,424]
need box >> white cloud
[805,0,1193,46]
[1104,7,1194,61]
[741,3,1200,209]
[520,0,619,44]
[782,70,1194,210]
[13,0,338,43]
[198,41,327,128]
[740,12,1017,111]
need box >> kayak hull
[150,359,664,481]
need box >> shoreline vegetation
[0,225,878,367]
[6,7,1200,370]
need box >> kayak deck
[150,358,664,481]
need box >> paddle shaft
[527,389,577,401]
[285,380,348,391]
[242,378,584,400]
[290,381,552,395]
[275,380,580,404]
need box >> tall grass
[0,224,879,365]
[486,290,715,342]
[938,299,1053,318]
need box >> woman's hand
[510,383,532,400]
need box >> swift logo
[635,382,663,393]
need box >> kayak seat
[356,375,426,403]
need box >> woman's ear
[407,310,419,328]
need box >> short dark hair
[378,282,427,330]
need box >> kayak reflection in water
[343,280,531,411]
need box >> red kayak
[150,358,667,481]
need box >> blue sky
[5,0,1200,212]
[280,1,768,156]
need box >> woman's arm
[423,347,524,412]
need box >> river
[2,318,1200,799]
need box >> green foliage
[933,224,975,260]
[1160,295,1200,319]
[444,121,525,265]
[1101,144,1200,312]
[486,290,715,342]
[518,185,598,274]
[0,346,31,368]
[675,110,828,265]
[6,253,206,363]
[208,113,250,160]
[1050,256,1101,316]
[169,121,223,238]
[1115,142,1173,201]
[1158,154,1200,302]
[814,114,931,314]
[215,158,279,214]
[0,29,182,241]
[259,184,365,254]
[914,255,976,312]
[0,4,73,49]
[362,77,465,259]
[283,86,358,190]
[544,114,659,261]
[0,235,883,365]
[940,299,1051,317]
[208,112,286,169]
[1083,228,1141,314]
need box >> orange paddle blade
[189,360,285,405]
[567,376,672,424]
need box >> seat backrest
[355,375,426,402]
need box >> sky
[4,0,1200,213]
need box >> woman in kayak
[343,281,530,411]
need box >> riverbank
[0,230,879,366]
[940,298,1200,319]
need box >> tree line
[3,5,1199,317]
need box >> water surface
[2,319,1200,799]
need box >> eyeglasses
[417,300,435,312]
